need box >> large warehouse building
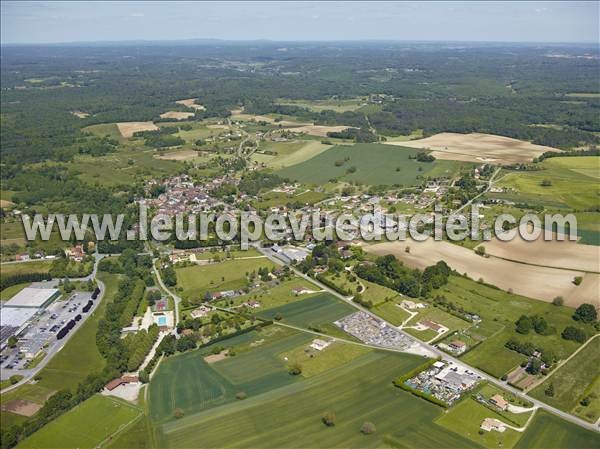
[0,287,60,347]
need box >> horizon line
[2,37,599,47]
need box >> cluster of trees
[515,315,554,336]
[505,339,557,366]
[97,249,154,285]
[414,152,435,162]
[353,255,451,298]
[238,171,285,196]
[327,128,377,143]
[0,272,51,291]
[160,264,177,287]
[134,126,185,148]
[561,326,588,343]
[123,324,160,371]
[573,303,597,324]
[48,256,94,278]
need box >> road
[453,167,503,216]
[0,255,106,394]
[152,260,181,325]
[254,243,600,433]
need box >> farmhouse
[449,340,467,353]
[480,418,507,433]
[490,394,508,411]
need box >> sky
[1,1,598,45]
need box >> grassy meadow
[530,339,600,422]
[277,143,465,186]
[16,395,141,449]
[174,258,276,301]
[153,351,474,449]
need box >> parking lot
[0,291,94,374]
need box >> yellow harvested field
[287,125,352,137]
[384,132,560,164]
[175,98,206,111]
[264,141,332,168]
[154,149,199,161]
[70,111,89,119]
[0,200,14,208]
[231,113,309,127]
[116,121,158,138]
[159,111,195,120]
[479,230,600,273]
[365,240,597,307]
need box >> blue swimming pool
[157,316,167,326]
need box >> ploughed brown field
[175,98,206,111]
[478,228,600,274]
[365,240,599,308]
[116,121,158,138]
[159,111,195,120]
[384,132,560,164]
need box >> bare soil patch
[231,113,309,127]
[479,229,600,273]
[203,349,229,364]
[384,132,560,164]
[207,124,230,129]
[159,111,195,120]
[116,121,159,138]
[176,98,206,111]
[365,240,596,307]
[0,200,14,208]
[70,111,89,119]
[288,125,352,137]
[1,399,42,417]
[154,149,199,161]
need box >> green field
[495,156,600,210]
[436,396,523,449]
[279,340,371,378]
[403,304,472,342]
[149,329,310,423]
[154,351,478,449]
[211,277,320,311]
[530,338,600,422]
[33,272,120,391]
[0,260,53,281]
[371,301,412,326]
[257,293,356,329]
[438,276,590,378]
[515,410,600,449]
[277,143,464,186]
[16,395,141,449]
[174,258,276,301]
[252,140,333,169]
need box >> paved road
[0,256,106,394]
[254,243,600,433]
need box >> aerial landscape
[0,1,599,449]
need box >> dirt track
[384,132,560,164]
[365,240,598,307]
